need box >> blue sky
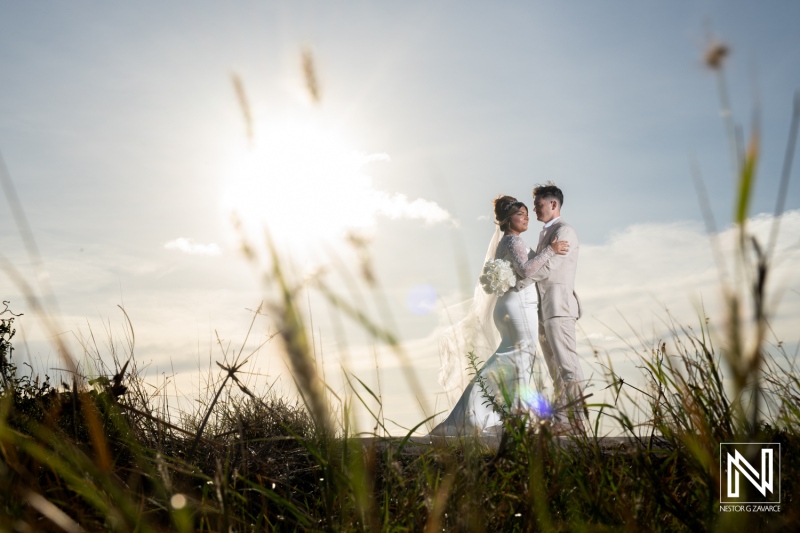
[1,1,799,432]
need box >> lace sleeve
[507,235,555,279]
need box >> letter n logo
[720,443,780,504]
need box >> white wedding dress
[430,233,555,437]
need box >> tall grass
[0,40,798,532]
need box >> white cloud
[164,238,221,256]
[578,210,800,349]
[585,332,617,342]
[372,191,453,225]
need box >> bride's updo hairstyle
[494,195,527,232]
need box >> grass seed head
[704,42,730,70]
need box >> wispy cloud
[164,238,221,256]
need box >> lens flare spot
[521,389,553,419]
[406,284,437,315]
[170,493,187,510]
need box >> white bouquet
[479,259,516,296]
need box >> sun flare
[222,113,451,261]
[222,115,388,256]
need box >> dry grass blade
[0,152,55,305]
[703,34,742,178]
[301,48,321,104]
[766,90,800,259]
[25,491,85,533]
[423,471,454,533]
[315,279,432,420]
[116,402,220,446]
[231,72,254,145]
[0,256,112,474]
[735,131,760,226]
[265,231,332,436]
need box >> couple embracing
[432,182,586,437]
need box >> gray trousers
[538,314,585,423]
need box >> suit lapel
[536,228,547,253]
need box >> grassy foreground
[0,289,798,532]
[1,39,799,533]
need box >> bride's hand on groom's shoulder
[550,237,570,255]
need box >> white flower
[479,259,516,296]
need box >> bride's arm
[507,235,556,279]
[525,225,576,282]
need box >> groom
[516,182,585,432]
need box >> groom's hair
[532,182,564,207]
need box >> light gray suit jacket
[516,219,581,320]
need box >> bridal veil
[437,225,502,407]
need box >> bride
[430,195,569,437]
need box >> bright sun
[222,114,389,258]
[222,108,452,266]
